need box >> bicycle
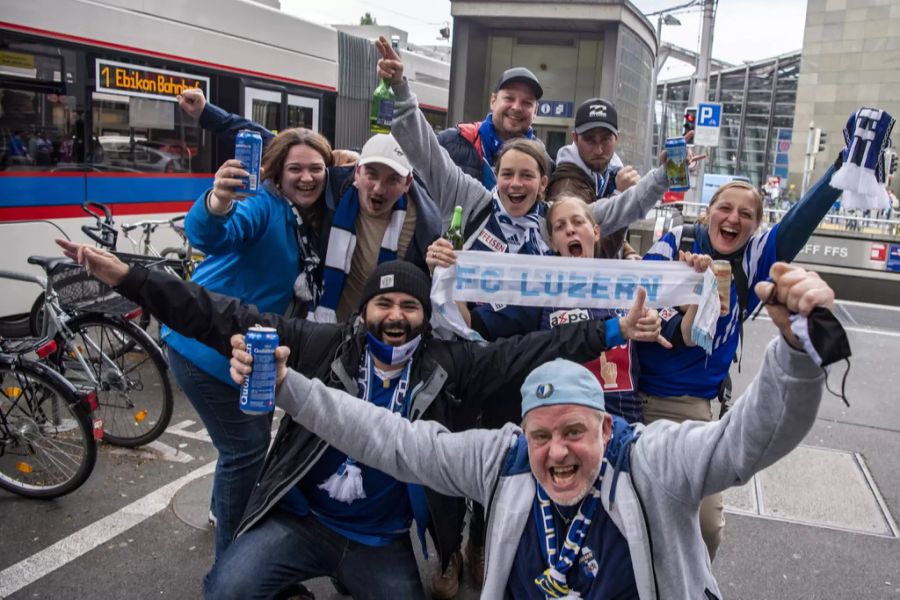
[0,257,174,448]
[82,200,202,280]
[0,339,98,498]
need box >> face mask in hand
[789,307,853,406]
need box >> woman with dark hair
[165,126,333,561]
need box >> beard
[369,318,423,346]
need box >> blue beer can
[239,326,279,415]
[234,129,263,196]
[664,137,690,192]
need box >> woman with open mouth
[637,154,852,564]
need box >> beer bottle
[444,206,464,250]
[370,78,395,134]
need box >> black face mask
[752,295,853,406]
[789,307,853,406]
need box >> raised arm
[177,88,275,145]
[774,164,842,261]
[54,240,333,374]
[592,133,705,232]
[634,263,832,503]
[274,367,518,506]
[376,37,492,224]
[182,161,270,255]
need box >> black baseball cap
[574,98,618,136]
[495,67,543,100]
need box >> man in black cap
[557,98,641,201]
[437,66,550,190]
[57,240,666,600]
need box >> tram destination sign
[95,59,210,103]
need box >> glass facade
[654,53,800,188]
[615,27,655,173]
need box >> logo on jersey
[548,308,591,328]
[659,307,678,321]
[477,229,508,253]
[579,546,599,578]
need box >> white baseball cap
[358,134,412,177]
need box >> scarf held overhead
[431,251,720,352]
[832,107,895,210]
[313,186,408,322]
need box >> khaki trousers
[639,392,726,562]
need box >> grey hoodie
[276,336,825,599]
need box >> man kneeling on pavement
[229,262,838,599]
[58,239,669,599]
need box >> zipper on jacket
[236,438,329,537]
[630,470,661,599]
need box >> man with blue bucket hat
[231,261,841,599]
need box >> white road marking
[107,440,195,463]
[754,315,900,339]
[836,299,900,312]
[0,459,216,597]
[165,419,212,443]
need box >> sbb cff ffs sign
[95,59,210,102]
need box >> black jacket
[117,265,609,569]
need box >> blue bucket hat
[521,359,606,418]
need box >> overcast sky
[282,0,808,80]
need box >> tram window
[287,104,312,129]
[91,92,210,173]
[0,87,83,171]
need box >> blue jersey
[540,307,640,423]
[637,224,779,399]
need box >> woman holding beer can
[164,125,333,561]
[637,162,849,562]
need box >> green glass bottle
[444,206,464,250]
[370,78,395,134]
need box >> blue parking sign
[697,103,721,127]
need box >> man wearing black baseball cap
[57,241,665,600]
[555,97,669,260]
[557,97,640,201]
[436,65,550,190]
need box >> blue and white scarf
[533,459,609,599]
[478,112,535,167]
[312,186,408,322]
[318,351,413,503]
[832,107,895,210]
[470,190,550,256]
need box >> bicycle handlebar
[82,201,113,224]
[81,223,118,248]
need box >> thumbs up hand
[619,287,673,348]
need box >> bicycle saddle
[27,256,77,272]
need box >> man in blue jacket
[436,67,549,190]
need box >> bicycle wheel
[0,358,97,498]
[57,314,173,447]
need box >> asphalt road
[1,301,898,599]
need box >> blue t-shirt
[540,307,640,424]
[279,368,412,546]
[507,500,638,599]
[637,224,779,399]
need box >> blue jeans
[167,347,272,558]
[205,509,426,600]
